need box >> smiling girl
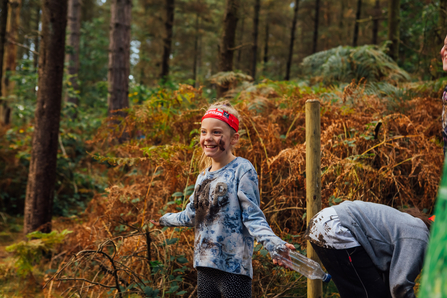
[151,101,294,297]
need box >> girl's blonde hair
[198,101,241,172]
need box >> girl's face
[441,35,447,71]
[200,118,239,161]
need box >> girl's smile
[200,117,239,170]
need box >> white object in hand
[273,247,331,283]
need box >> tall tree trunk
[0,0,9,116]
[0,0,21,125]
[338,0,344,42]
[65,0,81,116]
[352,0,362,47]
[33,0,40,70]
[285,0,299,81]
[193,12,199,87]
[439,0,447,44]
[160,0,174,80]
[236,14,244,68]
[312,0,320,53]
[251,0,260,80]
[217,0,239,97]
[372,0,380,44]
[263,19,269,65]
[387,0,400,61]
[107,0,131,124]
[24,0,68,235]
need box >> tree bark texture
[439,0,447,44]
[107,0,131,118]
[251,0,260,80]
[263,20,269,64]
[217,0,239,97]
[0,0,9,112]
[193,12,199,87]
[352,0,361,46]
[236,14,244,68]
[312,0,320,53]
[24,0,68,235]
[0,0,21,125]
[372,0,380,44]
[160,0,174,80]
[65,0,82,110]
[387,0,400,61]
[33,1,40,70]
[285,0,299,81]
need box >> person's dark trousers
[311,243,392,298]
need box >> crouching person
[304,200,432,298]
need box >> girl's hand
[150,220,161,227]
[273,243,296,269]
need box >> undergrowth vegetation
[19,79,441,297]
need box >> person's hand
[150,220,161,227]
[273,243,296,269]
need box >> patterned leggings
[197,267,252,298]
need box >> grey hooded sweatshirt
[333,200,429,298]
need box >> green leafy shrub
[301,45,411,84]
[6,229,72,277]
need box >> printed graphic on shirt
[194,179,229,226]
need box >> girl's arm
[238,169,294,258]
[153,194,196,227]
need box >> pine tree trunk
[251,0,260,80]
[65,0,81,115]
[217,0,239,97]
[236,14,244,68]
[439,0,447,44]
[353,0,362,47]
[372,0,380,44]
[33,1,40,70]
[24,0,68,235]
[160,0,174,80]
[285,0,299,81]
[387,0,400,61]
[263,20,269,65]
[312,0,320,53]
[107,0,131,126]
[338,0,344,42]
[0,0,21,125]
[0,0,8,111]
[193,12,199,87]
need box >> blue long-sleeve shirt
[159,157,286,278]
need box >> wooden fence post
[306,99,323,298]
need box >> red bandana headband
[201,108,239,132]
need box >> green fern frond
[301,45,410,84]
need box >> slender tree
[193,12,199,87]
[0,0,9,113]
[439,0,447,43]
[24,0,68,234]
[285,0,299,81]
[236,13,244,68]
[217,0,239,97]
[372,0,380,44]
[160,0,175,80]
[107,0,131,122]
[65,0,82,115]
[312,0,320,53]
[338,0,345,42]
[263,19,269,65]
[251,0,260,80]
[352,0,362,47]
[1,0,21,125]
[387,0,400,61]
[33,0,40,70]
